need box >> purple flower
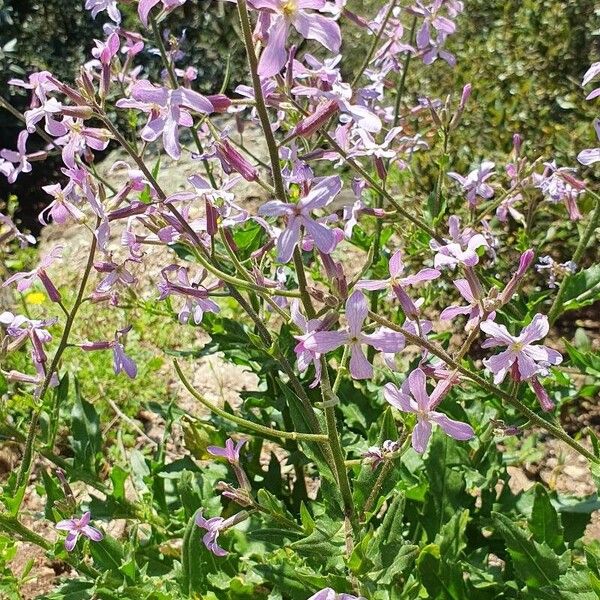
[208,438,246,464]
[116,80,213,159]
[362,439,401,470]
[39,183,85,225]
[55,511,103,551]
[480,314,562,384]
[258,176,341,263]
[447,161,495,208]
[157,265,220,324]
[80,328,138,379]
[138,0,187,27]
[291,300,325,386]
[308,586,366,599]
[0,131,46,184]
[357,250,439,318]
[5,315,56,366]
[536,255,576,289]
[54,118,111,170]
[577,119,600,166]
[194,510,249,557]
[3,246,63,302]
[303,291,406,380]
[430,216,488,269]
[94,257,138,293]
[85,0,121,23]
[582,61,600,101]
[440,278,492,330]
[252,0,341,78]
[384,368,474,454]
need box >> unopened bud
[284,100,339,143]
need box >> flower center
[511,341,524,352]
[281,0,298,18]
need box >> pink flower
[208,438,246,463]
[384,368,474,453]
[258,176,341,263]
[303,291,406,380]
[253,0,342,78]
[447,161,495,208]
[440,278,492,330]
[480,314,562,384]
[429,216,488,269]
[39,183,85,225]
[85,0,121,23]
[116,80,213,159]
[357,250,439,318]
[54,118,112,170]
[157,265,220,324]
[138,0,187,26]
[194,510,249,557]
[0,131,46,184]
[577,119,600,166]
[56,512,103,552]
[3,246,63,302]
[308,588,365,600]
[291,300,327,386]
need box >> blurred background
[0,0,599,233]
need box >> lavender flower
[194,510,249,557]
[116,80,213,159]
[157,265,220,324]
[447,161,495,208]
[303,291,406,380]
[80,328,138,379]
[430,216,488,269]
[577,119,600,166]
[208,438,246,464]
[253,0,341,78]
[384,368,474,453]
[582,62,600,101]
[357,250,440,318]
[480,314,562,384]
[85,0,121,23]
[440,278,492,330]
[308,589,366,600]
[3,246,63,302]
[55,511,103,551]
[258,176,341,263]
[536,256,576,288]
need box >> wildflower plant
[1,0,600,598]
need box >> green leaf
[492,512,568,590]
[422,432,470,539]
[529,484,564,552]
[562,265,600,312]
[70,383,101,475]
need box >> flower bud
[216,140,258,182]
[207,94,232,113]
[284,100,339,143]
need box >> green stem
[236,0,286,201]
[174,360,327,443]
[319,363,358,533]
[351,0,399,88]
[548,190,600,325]
[392,15,417,129]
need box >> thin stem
[174,360,328,443]
[392,15,417,129]
[319,363,359,533]
[548,190,600,325]
[351,0,398,88]
[367,310,600,464]
[236,0,286,201]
